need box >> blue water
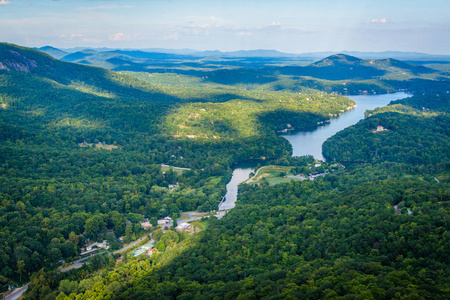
[280,92,411,160]
[219,92,411,210]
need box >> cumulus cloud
[0,0,11,6]
[371,18,391,24]
[108,32,132,41]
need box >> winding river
[218,92,411,211]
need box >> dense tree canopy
[0,43,448,299]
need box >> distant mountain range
[274,53,435,80]
[34,46,450,62]
[22,44,441,83]
[35,46,68,59]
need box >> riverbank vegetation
[244,161,339,186]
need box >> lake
[219,92,411,210]
[280,92,411,160]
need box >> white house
[86,240,109,251]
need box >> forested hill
[0,42,355,140]
[32,45,444,87]
[323,93,450,168]
[0,43,355,288]
[276,54,436,80]
[1,42,449,299]
[45,93,450,299]
[0,42,180,104]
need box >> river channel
[218,92,411,211]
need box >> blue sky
[0,0,449,54]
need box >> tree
[59,279,79,295]
[105,232,116,245]
[152,229,164,241]
[17,260,25,283]
[49,248,63,263]
[172,213,178,228]
[84,217,98,239]
[155,240,165,252]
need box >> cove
[280,92,411,161]
[219,92,411,211]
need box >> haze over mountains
[35,46,450,62]
[29,45,445,86]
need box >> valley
[0,42,449,299]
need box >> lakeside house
[373,125,388,133]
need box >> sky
[0,0,449,54]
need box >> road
[180,211,226,222]
[59,212,222,273]
[113,234,151,255]
[58,253,101,272]
[4,284,28,300]
[59,234,151,272]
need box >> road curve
[4,284,28,300]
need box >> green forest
[0,42,449,299]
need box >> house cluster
[157,216,172,226]
[175,223,192,232]
[309,172,327,180]
[277,124,293,133]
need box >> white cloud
[182,23,213,36]
[237,31,252,36]
[59,33,84,39]
[77,5,132,11]
[371,18,391,24]
[58,33,102,44]
[108,32,131,42]
[256,22,282,30]
[0,0,11,6]
[163,32,179,40]
[187,15,230,24]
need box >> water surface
[219,164,255,210]
[280,92,411,160]
[219,92,410,210]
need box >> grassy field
[245,165,305,185]
[78,142,119,150]
[160,164,191,174]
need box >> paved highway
[4,284,28,300]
